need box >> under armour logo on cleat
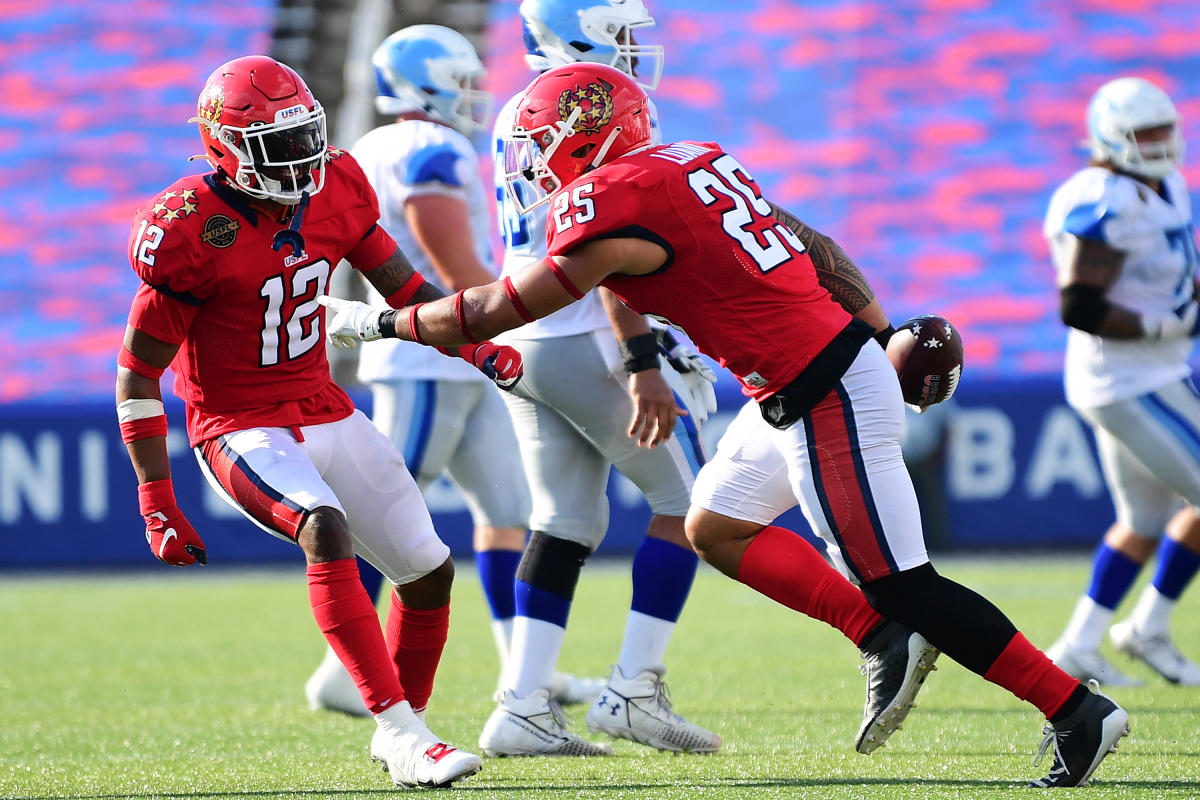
[596,695,621,716]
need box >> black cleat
[855,622,940,754]
[1030,679,1129,787]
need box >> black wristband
[619,333,661,374]
[378,309,400,339]
[873,324,896,349]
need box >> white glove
[317,295,386,350]
[1142,301,1200,340]
[657,334,718,425]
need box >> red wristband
[454,290,479,343]
[407,303,426,344]
[118,347,166,380]
[384,272,427,309]
[503,276,536,323]
[138,478,177,516]
[120,415,168,444]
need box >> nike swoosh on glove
[144,506,207,566]
[460,342,523,390]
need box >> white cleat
[1110,619,1200,686]
[549,671,608,706]
[585,666,721,754]
[305,648,370,717]
[1045,639,1143,687]
[479,688,612,757]
[371,703,482,788]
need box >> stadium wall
[0,375,1112,570]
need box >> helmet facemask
[196,105,328,205]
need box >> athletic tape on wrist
[118,347,165,380]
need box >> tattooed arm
[358,246,450,306]
[770,202,891,336]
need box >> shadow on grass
[16,777,1195,799]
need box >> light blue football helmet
[520,0,664,89]
[372,24,493,134]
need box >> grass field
[3,555,1199,799]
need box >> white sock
[1129,585,1176,637]
[1062,595,1114,650]
[374,699,418,731]
[616,611,674,678]
[506,616,567,698]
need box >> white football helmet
[372,24,493,134]
[520,0,664,89]
[1087,77,1183,179]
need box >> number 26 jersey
[546,141,852,401]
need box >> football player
[305,23,592,718]
[115,55,525,789]
[322,63,1131,787]
[1044,76,1200,688]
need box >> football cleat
[1045,638,1143,687]
[370,703,482,788]
[1110,620,1200,686]
[1030,680,1129,787]
[585,666,721,753]
[305,648,370,717]
[549,671,607,706]
[479,688,612,757]
[855,622,940,754]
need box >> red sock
[983,632,1080,717]
[737,525,882,646]
[385,592,450,714]
[307,559,404,715]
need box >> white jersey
[1045,167,1199,407]
[491,92,661,341]
[352,120,495,382]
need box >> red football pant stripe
[385,593,450,715]
[803,384,896,581]
[737,525,883,646]
[308,559,404,715]
[200,435,307,540]
[984,632,1080,718]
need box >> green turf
[2,556,1198,799]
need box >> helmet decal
[198,86,224,125]
[557,80,614,135]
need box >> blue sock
[476,548,521,621]
[1152,538,1200,600]
[631,537,698,622]
[356,556,386,603]
[514,580,571,628]
[1086,543,1142,610]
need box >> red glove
[456,342,523,391]
[138,479,207,567]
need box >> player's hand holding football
[655,329,718,424]
[138,478,207,567]
[318,295,385,349]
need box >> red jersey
[126,150,396,445]
[546,141,855,402]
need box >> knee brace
[515,531,591,600]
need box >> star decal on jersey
[558,80,614,135]
[326,146,347,160]
[152,188,199,222]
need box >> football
[885,315,964,410]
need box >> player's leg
[477,337,614,757]
[1085,382,1200,684]
[1046,420,1169,685]
[438,381,531,687]
[688,400,935,754]
[778,344,1126,785]
[312,410,481,786]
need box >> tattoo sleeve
[769,202,876,315]
[360,247,449,305]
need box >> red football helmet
[501,62,652,213]
[191,56,327,205]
